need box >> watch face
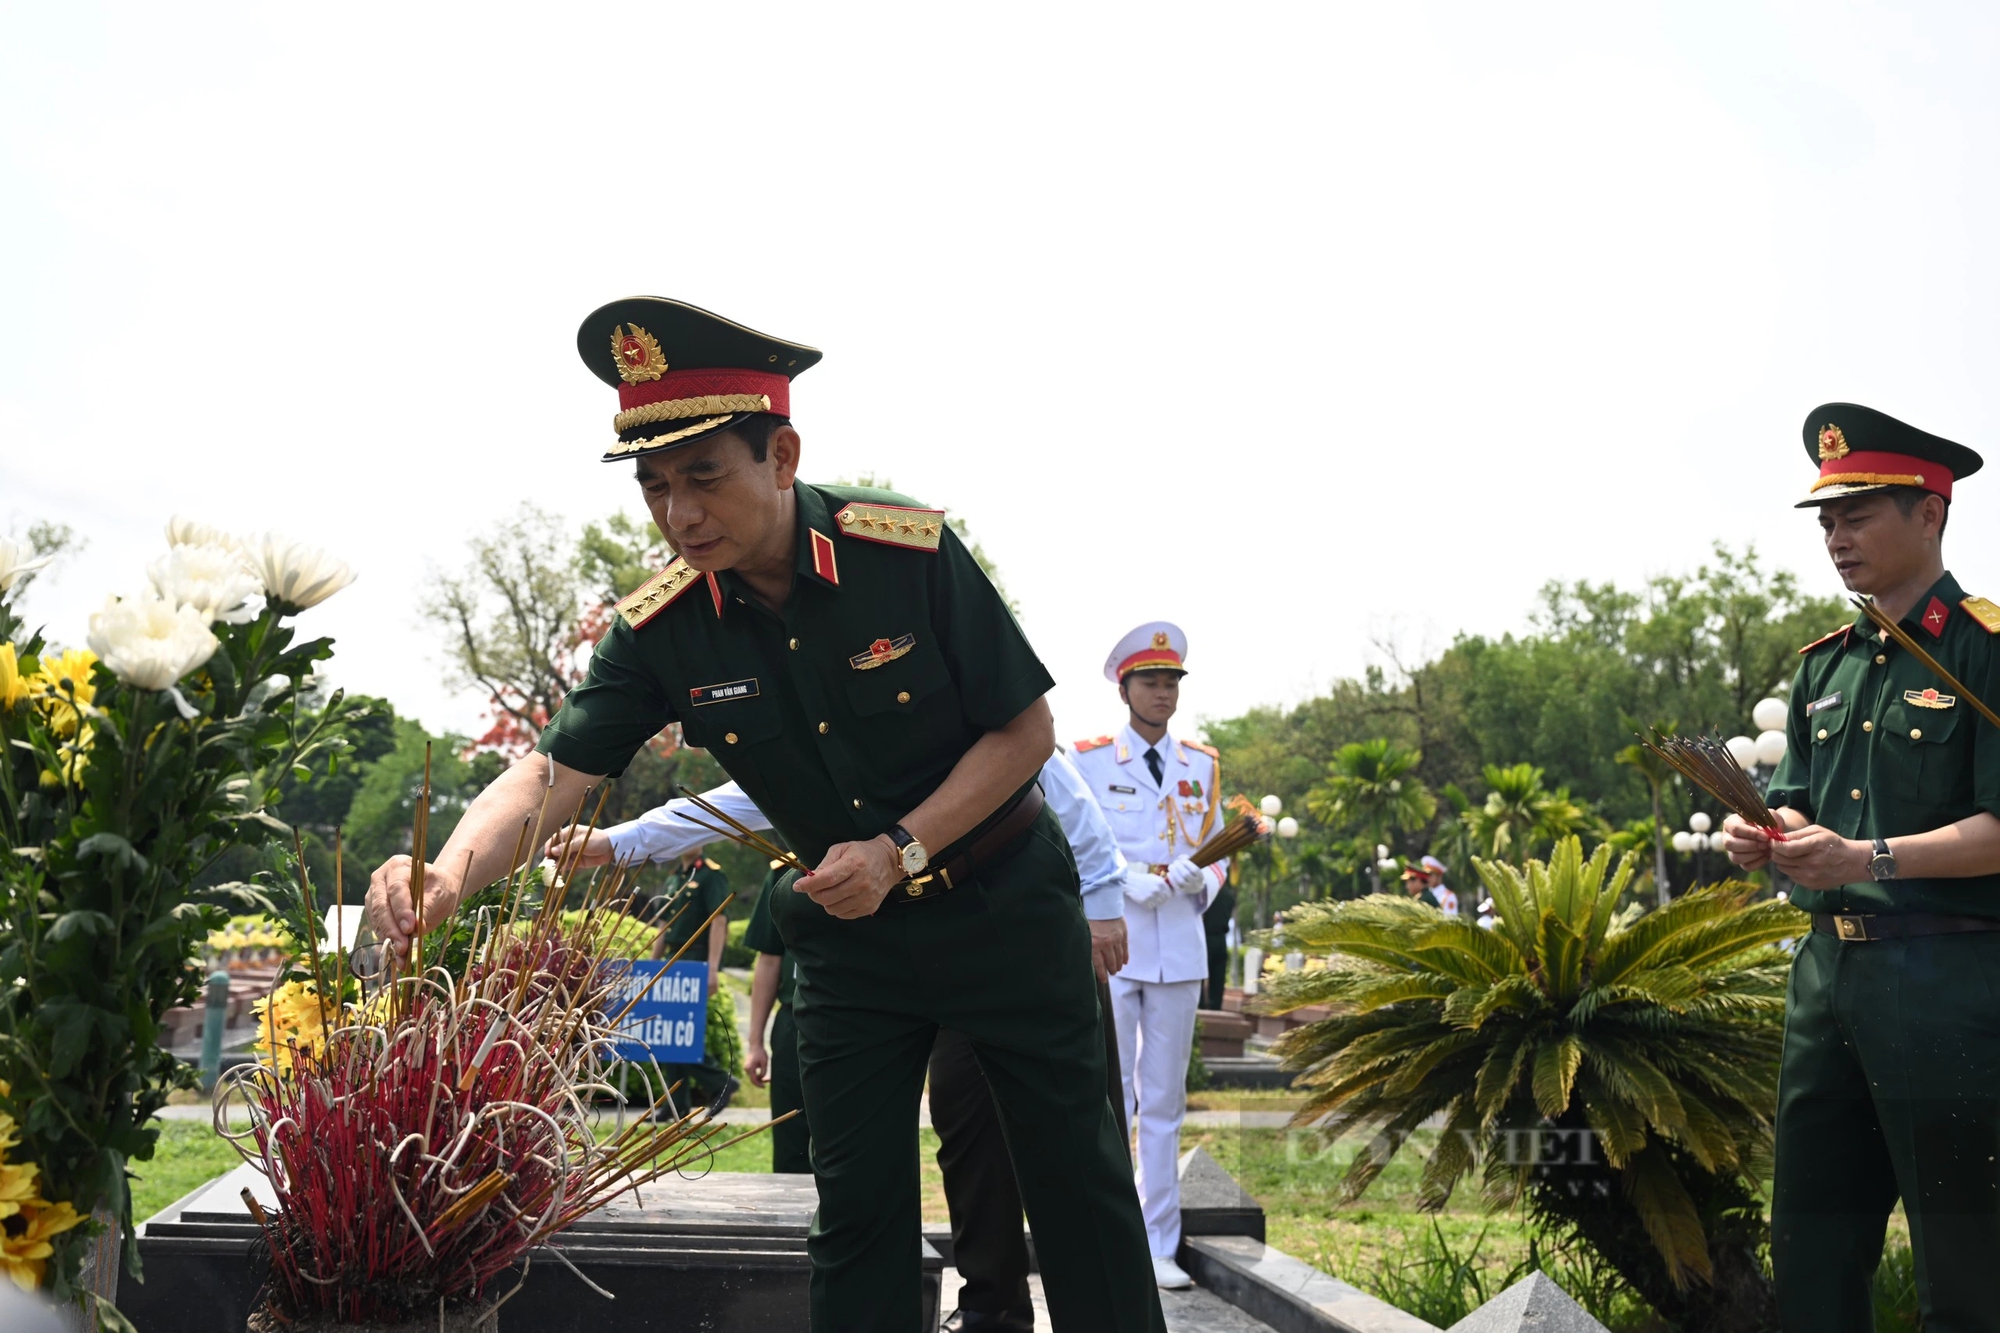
[1870,854,1896,881]
[901,841,928,874]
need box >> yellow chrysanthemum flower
[0,644,27,711]
[253,980,346,1073]
[0,1161,38,1220]
[29,648,98,739]
[0,1196,85,1292]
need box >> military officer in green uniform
[366,297,1162,1333]
[742,860,810,1173]
[1722,403,2000,1331]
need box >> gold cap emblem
[1152,631,1170,649]
[612,324,668,385]
[1818,423,1850,461]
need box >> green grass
[132,1121,248,1223]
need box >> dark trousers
[1203,932,1228,1011]
[768,1004,812,1174]
[774,808,1163,1333]
[1772,930,2000,1331]
[927,981,1129,1330]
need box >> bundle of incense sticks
[1853,595,2000,729]
[1190,793,1274,868]
[669,783,808,873]
[219,765,787,1328]
[1641,730,1786,838]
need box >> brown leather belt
[1812,912,2000,943]
[891,783,1045,903]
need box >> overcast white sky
[5,2,1998,744]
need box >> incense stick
[1642,730,1785,837]
[670,784,808,871]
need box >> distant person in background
[1401,866,1433,902]
[741,859,810,1173]
[1475,897,1497,931]
[1421,856,1458,915]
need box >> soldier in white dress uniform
[1068,621,1228,1291]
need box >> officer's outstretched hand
[1719,814,1775,872]
[1767,825,1867,890]
[543,824,615,868]
[365,855,464,958]
[797,836,901,919]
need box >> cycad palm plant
[1259,839,1800,1332]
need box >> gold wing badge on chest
[850,634,916,670]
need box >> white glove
[1167,856,1207,895]
[1124,864,1172,909]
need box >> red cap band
[1815,450,1954,500]
[1117,648,1185,678]
[619,368,792,417]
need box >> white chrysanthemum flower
[164,515,245,553]
[148,542,263,624]
[246,533,356,613]
[86,592,220,702]
[0,537,53,594]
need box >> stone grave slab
[1446,1272,1609,1333]
[126,1164,941,1333]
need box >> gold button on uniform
[1851,788,1863,800]
[852,798,863,809]
[789,638,799,650]
[725,732,739,745]
[1911,728,1923,740]
[1863,720,1874,732]
[897,691,911,704]
[1876,654,1887,665]
[1817,728,1828,740]
[818,721,830,734]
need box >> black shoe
[940,1308,1033,1333]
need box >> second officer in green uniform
[365,297,1162,1333]
[1723,403,2000,1331]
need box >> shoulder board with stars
[1073,735,1115,753]
[1797,625,1849,655]
[1181,739,1219,759]
[704,858,723,871]
[1963,596,2000,634]
[615,558,703,630]
[834,501,946,552]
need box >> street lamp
[1673,811,1717,884]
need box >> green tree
[1466,763,1601,865]
[1614,730,1676,906]
[1306,740,1436,893]
[1260,840,1802,1332]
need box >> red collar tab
[1813,450,1955,500]
[1921,596,1951,638]
[809,529,840,586]
[706,571,725,618]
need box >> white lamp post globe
[1260,794,1283,817]
[1754,729,1789,767]
[1753,697,1789,733]
[1276,816,1299,839]
[1688,811,1712,834]
[1672,831,1694,854]
[1724,734,1758,768]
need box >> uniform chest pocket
[1874,698,1966,801]
[843,644,952,718]
[1807,703,1849,747]
[679,688,784,752]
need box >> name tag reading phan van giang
[690,678,760,706]
[1805,692,1843,716]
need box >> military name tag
[689,678,759,706]
[1905,688,1956,709]
[849,633,916,671]
[1109,784,1137,795]
[1805,693,1843,716]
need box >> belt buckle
[1833,914,1870,942]
[901,867,955,900]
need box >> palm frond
[1575,1068,1649,1168]
[1532,1033,1585,1119]
[1624,1145,1714,1288]
[1535,910,1587,1001]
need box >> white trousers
[1109,975,1202,1258]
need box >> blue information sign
[606,960,708,1064]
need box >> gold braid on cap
[605,416,736,457]
[615,394,772,434]
[1811,470,1926,492]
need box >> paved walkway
[940,1271,1277,1333]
